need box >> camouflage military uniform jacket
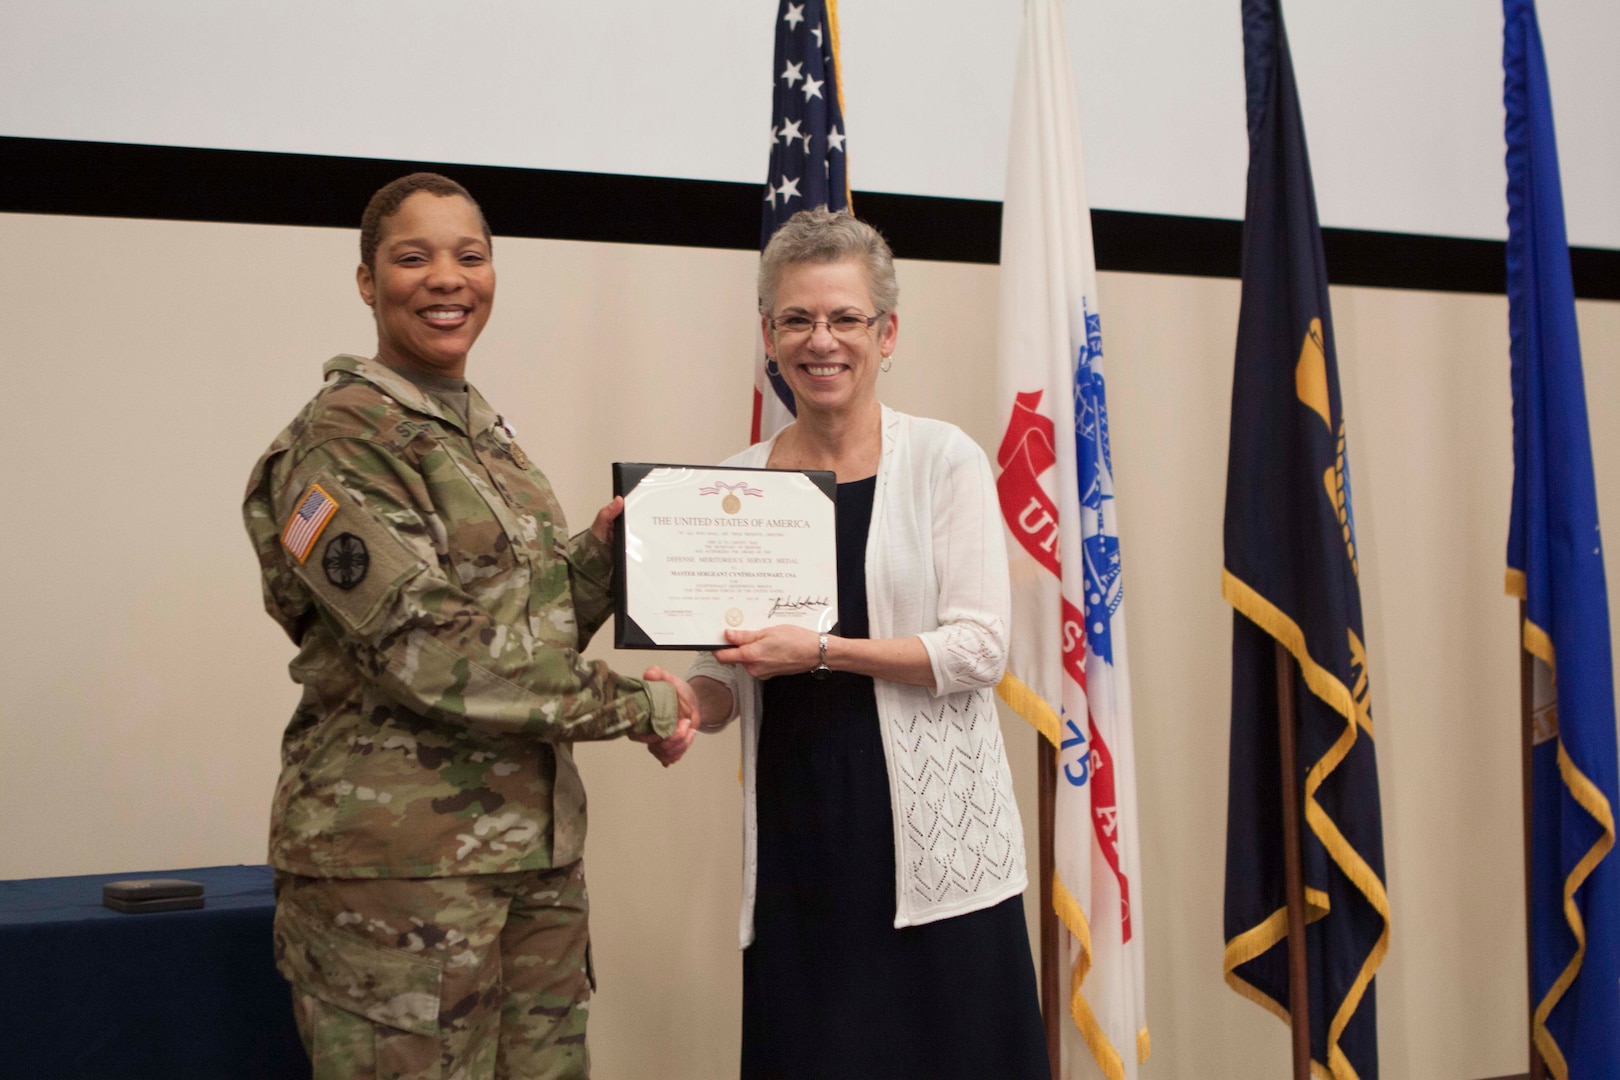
[244,355,676,878]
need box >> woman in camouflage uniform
[243,173,696,1080]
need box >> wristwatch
[812,633,832,680]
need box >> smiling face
[762,258,897,420]
[356,191,494,379]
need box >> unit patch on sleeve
[280,484,340,564]
[322,533,370,590]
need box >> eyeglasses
[768,311,887,340]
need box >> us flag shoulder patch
[281,484,339,564]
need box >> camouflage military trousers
[273,862,594,1080]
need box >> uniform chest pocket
[415,442,546,595]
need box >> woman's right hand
[713,625,821,679]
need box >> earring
[880,354,894,373]
[765,357,781,377]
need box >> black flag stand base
[1518,601,1549,1080]
[1276,641,1313,1080]
[1039,738,1060,1080]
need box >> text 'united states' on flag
[752,0,850,444]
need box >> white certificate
[613,463,838,649]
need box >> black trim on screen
[3,136,1615,300]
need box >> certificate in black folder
[612,463,839,649]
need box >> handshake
[630,626,820,767]
[634,666,710,767]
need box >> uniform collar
[466,384,501,438]
[323,354,497,437]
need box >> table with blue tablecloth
[0,864,306,1080]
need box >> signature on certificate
[768,595,832,618]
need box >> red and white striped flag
[994,2,1148,1077]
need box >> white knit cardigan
[689,405,1029,947]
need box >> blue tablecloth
[0,864,306,1079]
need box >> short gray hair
[757,208,899,317]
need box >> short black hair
[359,172,491,269]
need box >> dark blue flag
[1504,2,1620,1076]
[1221,2,1390,1077]
[752,0,850,441]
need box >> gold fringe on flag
[824,0,852,210]
[997,671,1151,1077]
[1221,570,1392,1080]
[1503,572,1618,1080]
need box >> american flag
[280,484,339,564]
[752,0,850,444]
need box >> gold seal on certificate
[612,463,839,649]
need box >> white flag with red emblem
[994,2,1148,1077]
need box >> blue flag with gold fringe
[1221,2,1390,1078]
[1504,1,1620,1076]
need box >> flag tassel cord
[1221,570,1392,1080]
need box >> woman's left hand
[589,496,624,544]
[713,626,822,679]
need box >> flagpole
[1275,641,1312,1080]
[1038,739,1061,1080]
[1517,601,1548,1080]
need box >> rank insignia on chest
[280,484,339,564]
[508,442,531,470]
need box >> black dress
[741,476,1049,1080]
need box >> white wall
[2,0,1616,246]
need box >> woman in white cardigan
[671,209,1047,1079]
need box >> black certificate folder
[612,463,839,650]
